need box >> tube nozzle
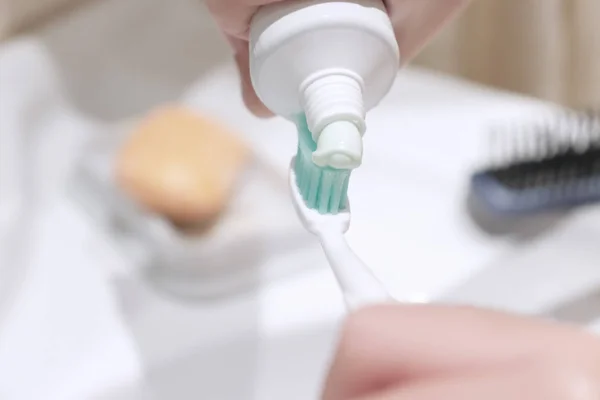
[312,120,363,169]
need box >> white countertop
[0,0,599,399]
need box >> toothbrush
[289,159,393,311]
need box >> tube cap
[312,120,363,170]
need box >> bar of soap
[116,107,249,225]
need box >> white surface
[0,39,143,400]
[0,0,599,399]
[183,59,600,309]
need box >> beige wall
[414,0,600,109]
[0,0,85,39]
[3,0,598,109]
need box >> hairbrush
[471,110,600,215]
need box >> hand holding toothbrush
[323,304,600,400]
[207,0,469,117]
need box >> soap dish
[69,125,322,299]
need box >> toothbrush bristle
[294,117,351,214]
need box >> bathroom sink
[99,320,341,400]
[92,216,600,400]
[92,206,600,400]
[86,266,348,400]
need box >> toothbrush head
[294,115,352,215]
[289,158,351,235]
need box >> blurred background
[416,0,600,109]
[2,0,599,110]
[0,0,599,399]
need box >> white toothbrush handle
[317,230,393,311]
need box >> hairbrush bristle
[488,110,600,167]
[473,109,600,214]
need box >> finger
[229,35,274,118]
[322,304,595,400]
[207,0,282,39]
[353,359,599,400]
[386,0,469,63]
